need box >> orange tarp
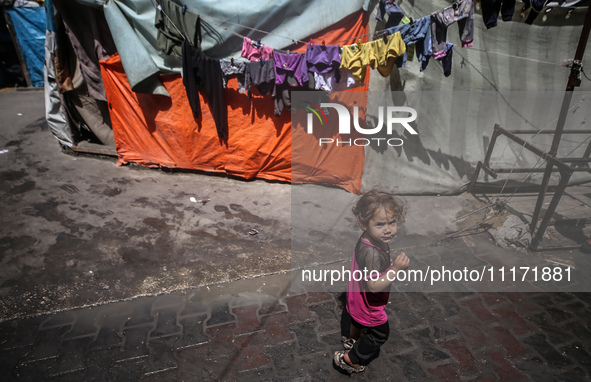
[99,10,368,193]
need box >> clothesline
[153,0,399,49]
[465,47,564,67]
[155,1,566,73]
[198,13,395,47]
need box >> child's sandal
[333,350,365,374]
[341,336,356,350]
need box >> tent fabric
[52,0,117,102]
[99,9,369,193]
[44,30,74,147]
[291,91,368,194]
[44,0,57,32]
[103,0,169,96]
[101,55,293,181]
[5,7,46,87]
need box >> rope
[465,47,565,67]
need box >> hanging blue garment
[376,0,405,28]
[386,16,432,68]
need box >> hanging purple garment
[272,51,308,86]
[305,43,341,74]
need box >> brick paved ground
[1,248,590,381]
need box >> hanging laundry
[241,37,274,62]
[522,0,550,25]
[340,41,367,84]
[430,0,474,59]
[420,43,454,77]
[245,59,275,98]
[155,0,201,57]
[273,51,307,116]
[386,16,432,69]
[273,51,308,86]
[480,0,516,29]
[365,32,406,77]
[310,68,365,91]
[220,59,248,94]
[376,0,405,28]
[305,43,341,74]
[182,41,228,141]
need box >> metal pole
[531,167,574,250]
[530,5,591,233]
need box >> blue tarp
[6,7,46,87]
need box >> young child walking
[334,189,410,374]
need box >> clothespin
[287,50,290,57]
[310,39,314,49]
[338,44,342,54]
[182,4,187,15]
[357,39,363,50]
[409,17,414,25]
[322,40,326,47]
[231,57,235,66]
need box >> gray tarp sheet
[363,0,591,194]
[44,30,74,147]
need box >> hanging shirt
[220,59,248,94]
[155,0,201,57]
[245,59,275,98]
[241,37,274,62]
[305,43,341,74]
[182,41,228,141]
[366,31,406,77]
[340,42,368,84]
[273,51,308,86]
[272,51,307,116]
[386,16,432,69]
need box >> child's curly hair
[352,189,406,229]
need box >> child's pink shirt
[346,237,392,327]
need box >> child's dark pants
[342,309,390,365]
